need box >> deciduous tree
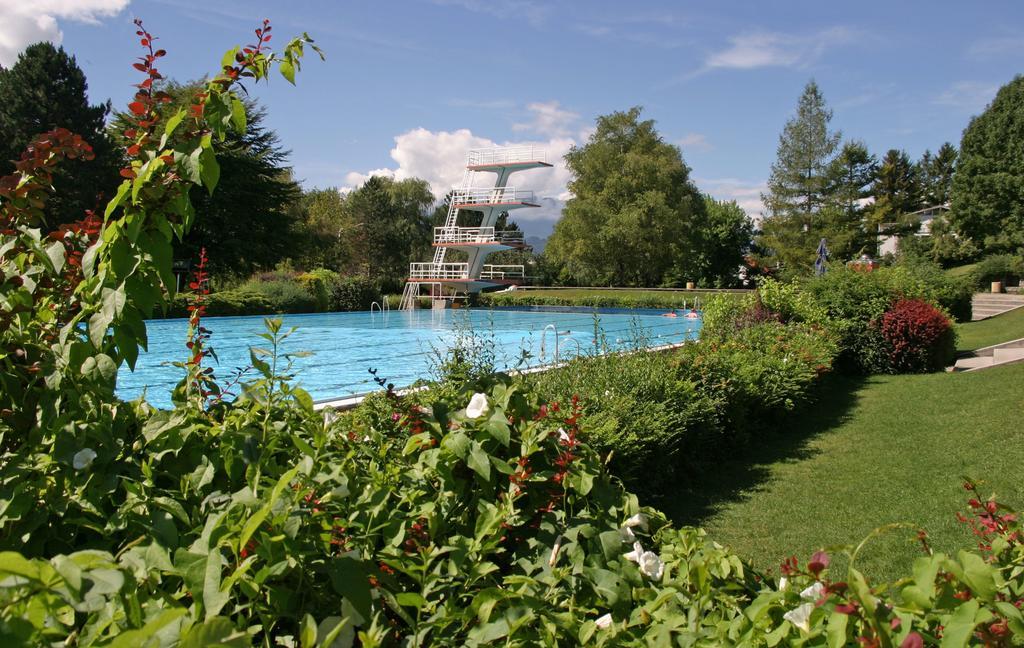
[546,107,705,286]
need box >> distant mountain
[525,236,547,253]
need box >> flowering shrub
[878,298,957,373]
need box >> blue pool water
[117,307,701,408]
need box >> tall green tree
[951,75,1024,253]
[819,141,877,261]
[758,80,842,271]
[546,107,705,286]
[112,81,302,276]
[678,195,753,287]
[918,142,957,206]
[343,175,433,287]
[288,187,354,271]
[870,149,921,234]
[0,42,117,223]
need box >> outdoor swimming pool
[117,307,702,408]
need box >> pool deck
[313,338,694,411]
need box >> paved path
[971,292,1024,321]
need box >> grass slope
[672,318,1024,583]
[957,304,1024,351]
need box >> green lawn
[668,314,1024,584]
[957,304,1024,351]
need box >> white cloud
[705,26,857,70]
[512,101,580,138]
[341,127,576,237]
[0,0,129,67]
[676,133,712,152]
[696,177,767,223]
[933,81,999,113]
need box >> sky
[2,0,1022,237]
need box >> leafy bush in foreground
[527,319,839,501]
[879,298,957,373]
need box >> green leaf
[105,181,131,220]
[108,609,188,648]
[199,147,220,194]
[165,109,185,138]
[467,441,491,481]
[396,592,427,609]
[957,550,996,601]
[300,613,317,648]
[327,556,373,623]
[179,616,248,647]
[230,97,247,133]
[826,608,848,648]
[939,599,980,648]
[279,59,296,84]
[484,410,511,446]
[442,431,470,459]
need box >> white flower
[466,393,489,419]
[778,576,789,591]
[637,550,664,580]
[618,526,636,542]
[323,408,338,425]
[623,513,648,531]
[558,427,570,443]
[800,582,825,601]
[594,613,613,629]
[623,541,644,563]
[72,448,97,470]
[783,602,814,633]
[623,541,664,580]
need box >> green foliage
[951,74,1024,255]
[759,80,843,272]
[111,82,303,277]
[973,253,1024,287]
[479,289,738,310]
[918,142,958,206]
[802,263,968,372]
[299,268,340,310]
[0,42,118,223]
[545,107,712,286]
[672,195,753,288]
[342,176,433,291]
[527,319,838,502]
[870,148,922,233]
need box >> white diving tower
[399,145,552,310]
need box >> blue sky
[3,0,1022,236]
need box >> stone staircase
[951,337,1024,372]
[971,292,1024,321]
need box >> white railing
[433,227,525,245]
[450,186,536,206]
[467,146,547,167]
[409,262,469,280]
[480,264,525,280]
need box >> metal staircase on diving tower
[399,146,552,310]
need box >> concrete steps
[971,293,1024,321]
[951,337,1024,372]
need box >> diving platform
[399,146,549,310]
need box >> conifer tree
[758,80,841,271]
[0,42,117,223]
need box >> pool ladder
[540,323,578,363]
[370,296,391,316]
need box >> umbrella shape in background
[814,238,829,276]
